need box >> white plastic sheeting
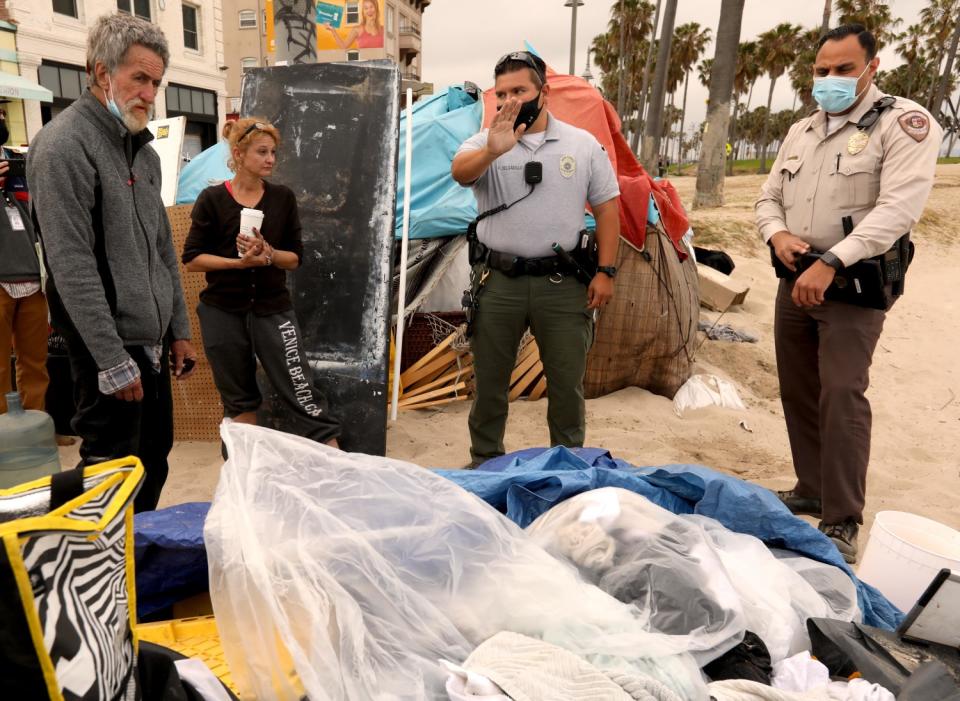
[673,374,747,416]
[205,423,709,701]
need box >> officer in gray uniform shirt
[452,51,621,467]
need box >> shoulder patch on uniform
[898,110,930,142]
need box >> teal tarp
[395,85,483,240]
[176,140,231,205]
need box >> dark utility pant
[197,303,340,444]
[774,280,886,524]
[60,329,173,514]
[469,268,593,461]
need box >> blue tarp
[175,140,231,205]
[395,85,483,239]
[134,502,210,617]
[438,446,904,631]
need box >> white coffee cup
[238,208,264,253]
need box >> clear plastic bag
[526,488,748,665]
[205,423,708,701]
[771,549,862,624]
[524,488,860,667]
[690,517,859,662]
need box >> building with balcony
[221,0,431,118]
[4,0,227,153]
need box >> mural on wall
[271,0,318,64]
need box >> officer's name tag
[5,206,25,231]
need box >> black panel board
[241,62,400,455]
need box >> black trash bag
[138,640,240,701]
[703,631,772,685]
[807,618,960,695]
[694,247,735,275]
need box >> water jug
[0,392,61,489]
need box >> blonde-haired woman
[325,0,384,50]
[182,117,340,447]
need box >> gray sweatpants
[197,302,340,443]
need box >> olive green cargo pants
[469,268,594,461]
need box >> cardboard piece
[697,263,750,312]
[147,117,186,206]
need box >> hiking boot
[819,519,859,564]
[463,456,488,470]
[776,490,822,517]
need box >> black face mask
[500,91,543,132]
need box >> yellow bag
[0,459,144,701]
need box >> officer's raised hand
[792,260,836,308]
[486,97,527,156]
[769,230,810,272]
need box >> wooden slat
[510,342,541,386]
[398,381,468,407]
[401,363,474,400]
[399,331,456,385]
[401,394,470,411]
[509,361,543,401]
[528,375,548,401]
[401,349,459,388]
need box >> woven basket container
[585,225,700,400]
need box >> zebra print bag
[0,459,144,701]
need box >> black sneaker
[776,490,822,517]
[819,519,859,563]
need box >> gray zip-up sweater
[27,90,190,372]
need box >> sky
[420,0,932,131]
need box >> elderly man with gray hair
[27,14,197,512]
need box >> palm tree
[641,0,679,170]
[632,0,664,153]
[896,24,926,99]
[728,41,760,174]
[928,0,960,119]
[592,1,656,138]
[835,0,902,50]
[757,23,801,174]
[790,28,822,114]
[671,22,713,170]
[694,0,746,209]
[821,0,833,35]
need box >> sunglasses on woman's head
[238,122,269,143]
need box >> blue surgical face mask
[106,77,124,122]
[812,64,870,114]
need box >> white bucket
[857,511,960,612]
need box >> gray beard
[122,103,153,134]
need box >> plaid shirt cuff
[98,357,141,395]
[0,281,41,299]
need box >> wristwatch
[819,252,844,272]
[597,265,617,278]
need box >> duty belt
[486,250,574,277]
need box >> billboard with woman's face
[318,0,385,51]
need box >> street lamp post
[565,0,584,76]
[581,47,594,84]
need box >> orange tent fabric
[482,69,690,258]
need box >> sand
[57,165,960,547]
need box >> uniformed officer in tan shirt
[755,24,941,562]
